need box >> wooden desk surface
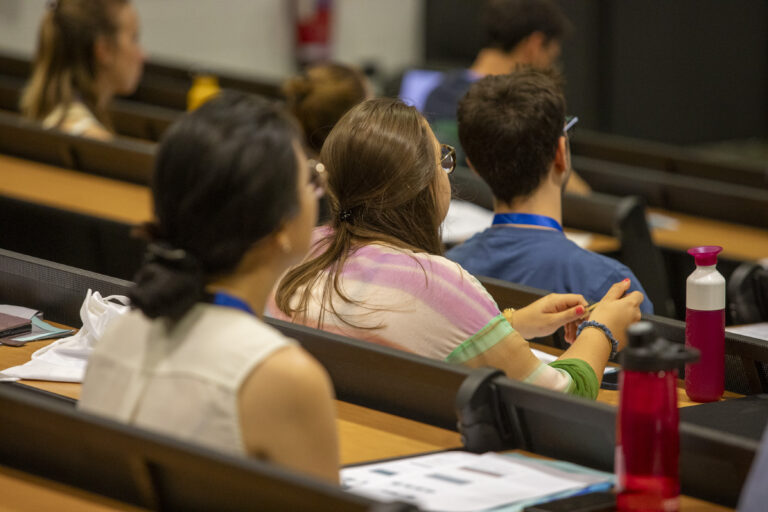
[0,337,734,511]
[649,207,768,262]
[4,152,767,262]
[0,153,151,224]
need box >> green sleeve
[444,314,512,364]
[548,359,600,400]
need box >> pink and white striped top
[267,229,597,397]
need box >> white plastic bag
[1,290,129,382]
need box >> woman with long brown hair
[271,97,642,400]
[21,0,145,139]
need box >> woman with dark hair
[272,98,642,400]
[21,0,145,139]
[79,92,338,483]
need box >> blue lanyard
[212,292,256,316]
[492,213,563,232]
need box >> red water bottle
[685,246,725,402]
[616,322,699,512]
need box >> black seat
[573,155,768,230]
[0,110,155,185]
[0,384,410,512]
[728,262,768,325]
[0,195,144,281]
[563,192,674,317]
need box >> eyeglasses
[308,159,326,198]
[564,115,579,135]
[440,144,456,175]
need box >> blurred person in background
[21,0,145,139]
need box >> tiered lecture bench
[3,153,768,263]
[1,151,763,511]
[0,327,737,511]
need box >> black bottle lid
[619,321,700,372]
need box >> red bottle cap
[687,246,722,267]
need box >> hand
[507,293,588,341]
[587,279,644,351]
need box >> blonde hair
[283,63,369,155]
[20,0,128,128]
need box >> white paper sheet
[563,232,593,249]
[727,323,768,341]
[442,200,494,244]
[342,452,610,512]
[0,305,39,320]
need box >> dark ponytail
[130,91,301,321]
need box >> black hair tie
[145,242,201,273]
[339,209,354,223]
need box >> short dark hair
[130,91,302,321]
[458,68,566,204]
[482,0,571,52]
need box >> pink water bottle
[685,246,725,402]
[616,322,699,512]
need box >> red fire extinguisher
[294,0,333,67]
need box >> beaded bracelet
[576,320,619,359]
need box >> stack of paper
[341,451,613,512]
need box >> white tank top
[42,101,107,136]
[79,303,295,456]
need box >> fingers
[552,304,588,327]
[564,321,578,344]
[600,278,631,301]
[624,290,644,306]
[544,293,588,312]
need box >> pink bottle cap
[687,246,722,266]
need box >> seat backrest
[728,263,768,325]
[0,248,132,327]
[572,129,768,189]
[563,192,675,317]
[0,109,155,184]
[449,165,494,210]
[0,194,145,281]
[0,384,400,512]
[110,99,179,142]
[573,155,768,229]
[69,133,155,185]
[0,110,75,167]
[0,74,23,111]
[266,318,472,431]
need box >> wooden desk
[0,338,462,466]
[649,207,768,262]
[0,466,144,512]
[0,340,734,511]
[0,153,151,224]
[3,152,768,262]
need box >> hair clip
[339,209,354,223]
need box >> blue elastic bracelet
[576,320,619,359]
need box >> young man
[424,0,589,194]
[424,0,569,123]
[446,69,654,314]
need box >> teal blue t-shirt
[446,225,655,314]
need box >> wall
[0,0,423,79]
